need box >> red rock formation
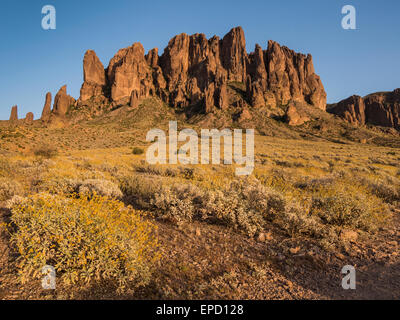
[285,105,310,126]
[328,95,366,125]
[53,85,76,117]
[80,50,107,102]
[130,89,140,108]
[76,26,327,114]
[41,92,52,121]
[25,112,34,125]
[9,105,18,122]
[364,89,400,129]
[221,27,247,82]
[145,48,159,68]
[107,43,154,104]
[328,89,400,130]
[247,40,326,110]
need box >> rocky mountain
[91,26,326,111]
[6,26,398,133]
[18,26,325,125]
[328,89,400,130]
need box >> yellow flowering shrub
[9,193,159,290]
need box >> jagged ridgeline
[5,26,399,131]
[6,26,328,125]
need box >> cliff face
[328,89,400,130]
[79,26,327,112]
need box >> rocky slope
[328,89,400,130]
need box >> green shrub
[9,193,159,290]
[132,147,145,155]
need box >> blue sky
[0,0,399,120]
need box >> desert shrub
[120,175,161,208]
[368,182,399,203]
[9,193,159,290]
[164,167,179,177]
[38,177,81,195]
[150,177,286,237]
[0,158,13,177]
[5,195,25,209]
[179,167,196,180]
[78,179,123,199]
[275,160,304,168]
[33,145,58,158]
[0,178,23,201]
[276,201,324,239]
[202,177,286,236]
[152,184,204,225]
[39,178,122,199]
[135,164,164,175]
[294,176,335,191]
[132,147,145,155]
[96,163,119,175]
[310,191,385,232]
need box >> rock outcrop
[247,41,326,110]
[9,105,18,122]
[76,26,327,113]
[3,27,329,126]
[107,43,154,104]
[53,85,76,117]
[41,92,52,121]
[328,89,400,130]
[285,105,310,126]
[25,112,34,125]
[130,89,140,108]
[80,50,107,102]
